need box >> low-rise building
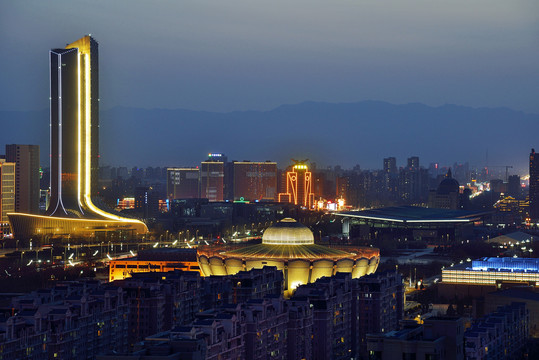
[367,317,465,360]
[353,270,404,359]
[0,281,129,360]
[464,302,529,360]
[286,297,313,360]
[294,273,353,360]
[242,297,288,360]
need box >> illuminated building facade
[492,196,529,226]
[442,257,539,286]
[116,197,136,210]
[197,218,380,297]
[530,148,539,221]
[0,160,15,237]
[109,249,201,282]
[8,36,147,239]
[167,167,200,199]
[278,162,315,208]
[5,144,40,214]
[201,154,225,202]
[232,161,277,201]
[109,259,201,282]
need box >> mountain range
[1,101,537,173]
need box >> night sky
[1,1,538,113]
[1,1,538,170]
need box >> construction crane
[487,165,513,182]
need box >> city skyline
[2,102,538,173]
[0,3,538,358]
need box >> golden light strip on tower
[85,53,91,198]
[77,51,82,208]
[79,55,145,226]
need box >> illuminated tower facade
[47,36,99,217]
[278,162,314,208]
[5,144,40,214]
[8,36,147,239]
[0,160,15,236]
[530,148,539,221]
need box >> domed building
[197,218,380,296]
[428,169,461,209]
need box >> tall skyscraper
[8,36,147,239]
[46,36,100,217]
[0,160,15,236]
[5,144,40,214]
[530,148,539,221]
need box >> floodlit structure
[197,218,380,297]
[5,144,40,214]
[0,160,15,237]
[442,257,539,286]
[278,161,315,208]
[109,249,201,282]
[8,36,147,239]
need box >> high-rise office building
[0,160,15,236]
[278,161,315,208]
[167,168,200,199]
[232,161,277,201]
[201,153,226,202]
[530,148,539,221]
[5,144,40,214]
[8,36,147,239]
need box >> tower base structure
[8,213,147,240]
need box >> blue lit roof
[471,257,539,272]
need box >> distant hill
[1,101,537,172]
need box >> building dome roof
[437,169,460,195]
[262,218,314,245]
[196,217,380,297]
